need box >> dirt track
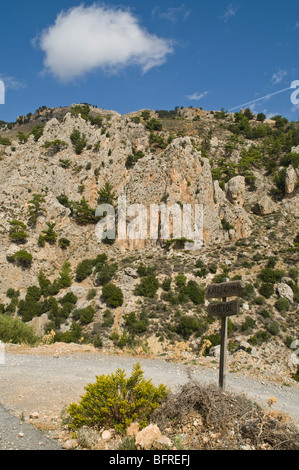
[1,345,299,425]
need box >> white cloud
[220,3,239,22]
[0,74,27,91]
[152,4,191,23]
[271,69,288,85]
[186,91,209,101]
[37,4,174,81]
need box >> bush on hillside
[102,283,123,308]
[0,314,39,345]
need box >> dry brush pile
[151,380,299,450]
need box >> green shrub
[70,129,87,154]
[241,316,256,332]
[202,333,221,349]
[212,273,229,284]
[161,277,171,291]
[272,168,287,198]
[67,362,168,432]
[0,136,12,146]
[72,197,98,225]
[274,298,290,312]
[5,296,19,314]
[30,125,44,142]
[54,322,83,344]
[258,282,274,299]
[87,288,97,301]
[145,118,162,132]
[7,249,33,268]
[124,310,149,335]
[25,300,43,321]
[175,274,187,288]
[289,267,298,281]
[97,182,117,206]
[176,315,201,339]
[134,275,159,298]
[9,220,28,244]
[74,306,95,325]
[27,194,46,228]
[42,139,68,155]
[260,309,271,319]
[184,280,205,305]
[94,262,118,286]
[102,309,114,328]
[57,261,72,288]
[0,314,39,345]
[249,329,271,345]
[75,259,95,282]
[258,268,284,284]
[39,222,58,245]
[59,238,70,250]
[6,288,20,299]
[125,150,145,169]
[102,283,123,307]
[26,285,42,302]
[137,264,155,277]
[267,321,280,336]
[254,296,266,305]
[60,292,78,306]
[221,218,234,231]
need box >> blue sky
[0,0,298,123]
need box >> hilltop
[0,103,298,385]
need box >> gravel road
[0,351,298,450]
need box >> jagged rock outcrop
[225,175,246,207]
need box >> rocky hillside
[0,104,298,382]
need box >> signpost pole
[219,278,229,391]
[206,277,244,393]
[219,296,228,391]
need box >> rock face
[285,166,298,196]
[225,176,246,207]
[0,109,253,300]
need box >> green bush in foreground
[67,362,168,432]
[0,314,39,345]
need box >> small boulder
[62,439,79,450]
[126,422,140,437]
[135,424,162,450]
[277,282,293,303]
[252,195,278,215]
[101,430,113,441]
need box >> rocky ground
[0,104,298,450]
[0,341,298,450]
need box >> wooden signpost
[206,279,244,391]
